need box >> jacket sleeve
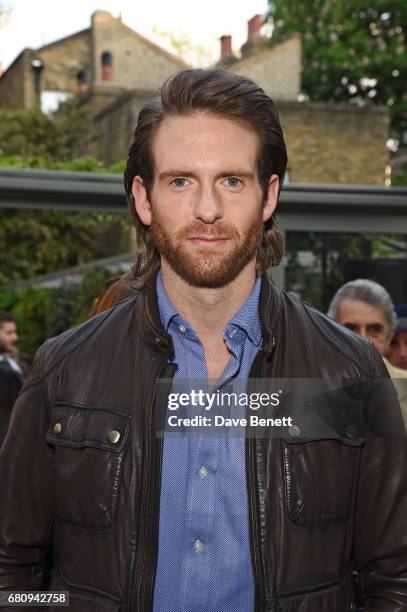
[0,375,54,593]
[354,346,407,610]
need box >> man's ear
[132,176,152,226]
[262,174,279,223]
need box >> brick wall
[37,30,92,94]
[0,49,34,109]
[94,90,152,164]
[279,101,389,185]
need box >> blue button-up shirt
[153,273,262,612]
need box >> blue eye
[173,178,187,187]
[226,177,241,187]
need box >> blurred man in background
[0,312,29,444]
[327,279,407,428]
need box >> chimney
[241,14,267,59]
[92,10,114,25]
[248,14,262,40]
[220,35,232,58]
[101,51,113,81]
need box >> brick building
[0,11,390,185]
[0,11,186,112]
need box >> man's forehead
[339,299,387,323]
[0,322,16,331]
[151,112,260,167]
[155,110,257,134]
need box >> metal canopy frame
[1,168,407,234]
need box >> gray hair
[327,278,397,332]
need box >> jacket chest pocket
[282,436,365,526]
[46,402,130,529]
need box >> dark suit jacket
[0,359,24,445]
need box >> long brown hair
[124,68,288,288]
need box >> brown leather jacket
[0,276,406,611]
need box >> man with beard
[0,69,406,611]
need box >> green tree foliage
[0,102,129,283]
[0,108,65,159]
[0,99,94,161]
[0,208,129,284]
[0,267,122,356]
[267,0,407,141]
[0,105,130,355]
[393,166,407,186]
[0,153,130,285]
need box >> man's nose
[359,327,369,339]
[193,186,223,224]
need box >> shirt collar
[227,276,262,346]
[156,271,262,345]
[0,354,23,374]
[156,272,178,331]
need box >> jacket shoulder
[32,294,140,379]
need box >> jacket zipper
[129,335,274,611]
[246,339,276,612]
[128,360,177,612]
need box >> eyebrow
[343,322,385,330]
[158,169,256,181]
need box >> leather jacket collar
[140,273,282,357]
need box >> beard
[150,210,263,288]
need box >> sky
[0,0,269,70]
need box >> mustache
[177,222,239,239]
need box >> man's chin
[166,255,244,289]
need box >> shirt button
[199,466,208,479]
[194,539,204,553]
[178,324,186,333]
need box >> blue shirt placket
[153,273,262,612]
